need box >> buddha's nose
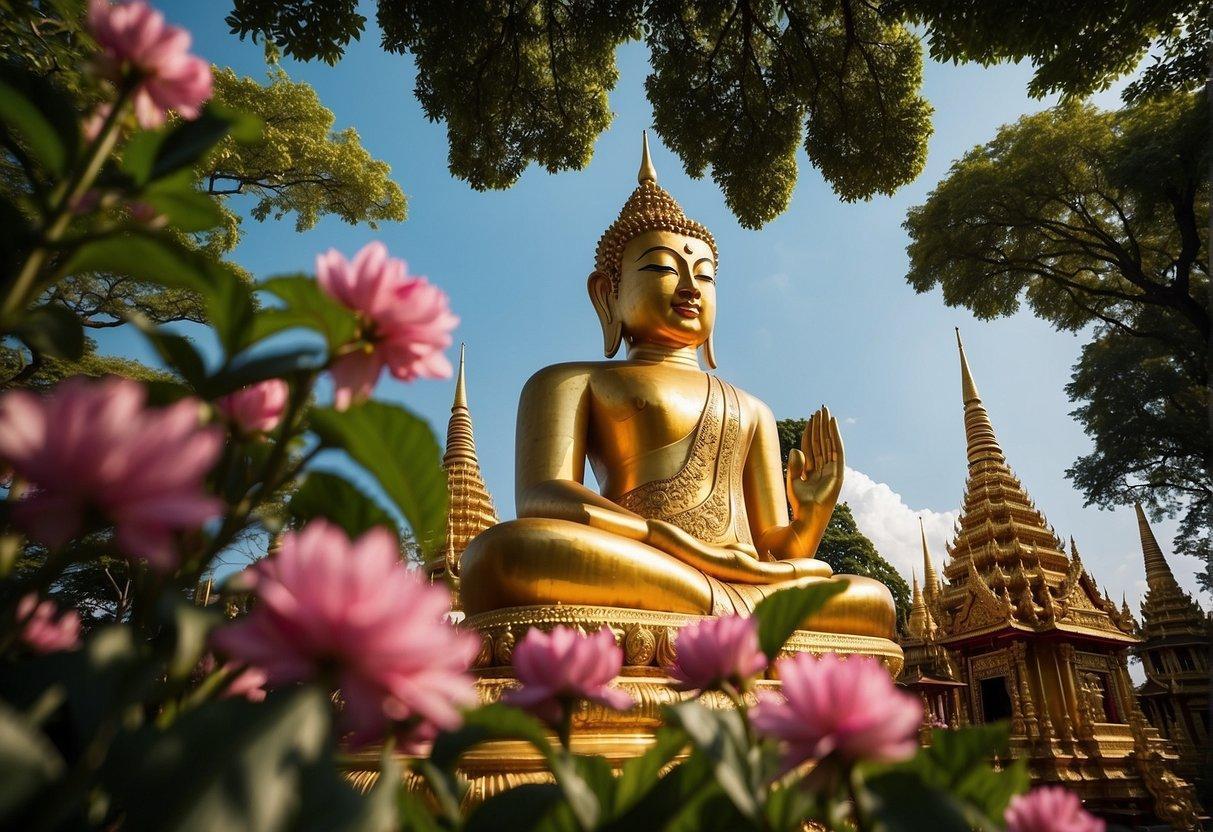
[677,278,700,299]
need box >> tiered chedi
[426,345,498,609]
[898,330,1199,827]
[1133,503,1210,804]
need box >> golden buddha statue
[460,135,895,641]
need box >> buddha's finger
[811,407,826,463]
[828,416,843,462]
[787,448,806,483]
[800,419,817,469]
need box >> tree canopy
[0,2,406,388]
[905,92,1210,573]
[777,418,912,622]
[224,0,1204,228]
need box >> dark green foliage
[905,93,1209,576]
[227,0,366,65]
[1066,314,1211,572]
[897,0,1208,103]
[777,418,912,621]
[230,0,931,228]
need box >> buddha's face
[615,230,716,350]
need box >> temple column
[1010,642,1038,740]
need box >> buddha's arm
[745,402,836,559]
[514,365,650,540]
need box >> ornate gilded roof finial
[638,130,658,184]
[920,516,941,608]
[453,342,468,409]
[1134,502,1182,596]
[954,329,1006,468]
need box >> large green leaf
[13,304,84,361]
[254,275,358,350]
[752,580,848,659]
[150,109,234,181]
[858,771,975,832]
[64,232,257,356]
[104,686,369,832]
[128,314,208,386]
[289,471,397,540]
[200,347,325,399]
[612,725,687,815]
[464,783,577,832]
[0,700,64,824]
[157,594,222,681]
[0,65,77,177]
[142,171,225,232]
[430,704,598,830]
[665,701,762,822]
[309,401,447,554]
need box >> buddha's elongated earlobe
[588,271,623,358]
[700,332,717,369]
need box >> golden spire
[920,516,941,608]
[638,130,658,184]
[1134,502,1181,596]
[955,328,1005,468]
[432,345,498,595]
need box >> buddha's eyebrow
[634,245,680,261]
[693,257,714,269]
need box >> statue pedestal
[344,605,903,804]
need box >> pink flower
[751,653,921,769]
[216,380,289,435]
[503,626,633,725]
[209,519,479,745]
[1005,787,1105,832]
[671,615,767,692]
[87,0,212,128]
[316,242,458,410]
[16,593,81,654]
[222,665,268,703]
[0,377,223,571]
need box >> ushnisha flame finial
[638,130,658,184]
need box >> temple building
[1133,503,1210,804]
[426,345,498,610]
[897,331,1200,828]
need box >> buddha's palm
[787,406,844,520]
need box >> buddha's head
[589,134,720,368]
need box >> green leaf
[430,704,600,829]
[255,274,358,350]
[104,687,369,832]
[752,580,848,659]
[665,701,761,821]
[13,304,84,361]
[128,314,208,385]
[0,69,73,176]
[64,232,257,356]
[200,347,324,399]
[120,129,165,185]
[289,471,397,540]
[158,594,221,681]
[0,626,151,741]
[309,401,447,555]
[858,771,975,832]
[0,700,64,824]
[430,703,554,772]
[206,101,264,144]
[397,786,444,832]
[150,109,233,180]
[612,725,687,814]
[142,172,224,232]
[465,783,579,832]
[871,722,1027,828]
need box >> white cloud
[839,467,959,580]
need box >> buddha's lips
[672,303,700,318]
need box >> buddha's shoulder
[521,361,615,394]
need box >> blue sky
[134,2,1204,613]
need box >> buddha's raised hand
[786,406,845,521]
